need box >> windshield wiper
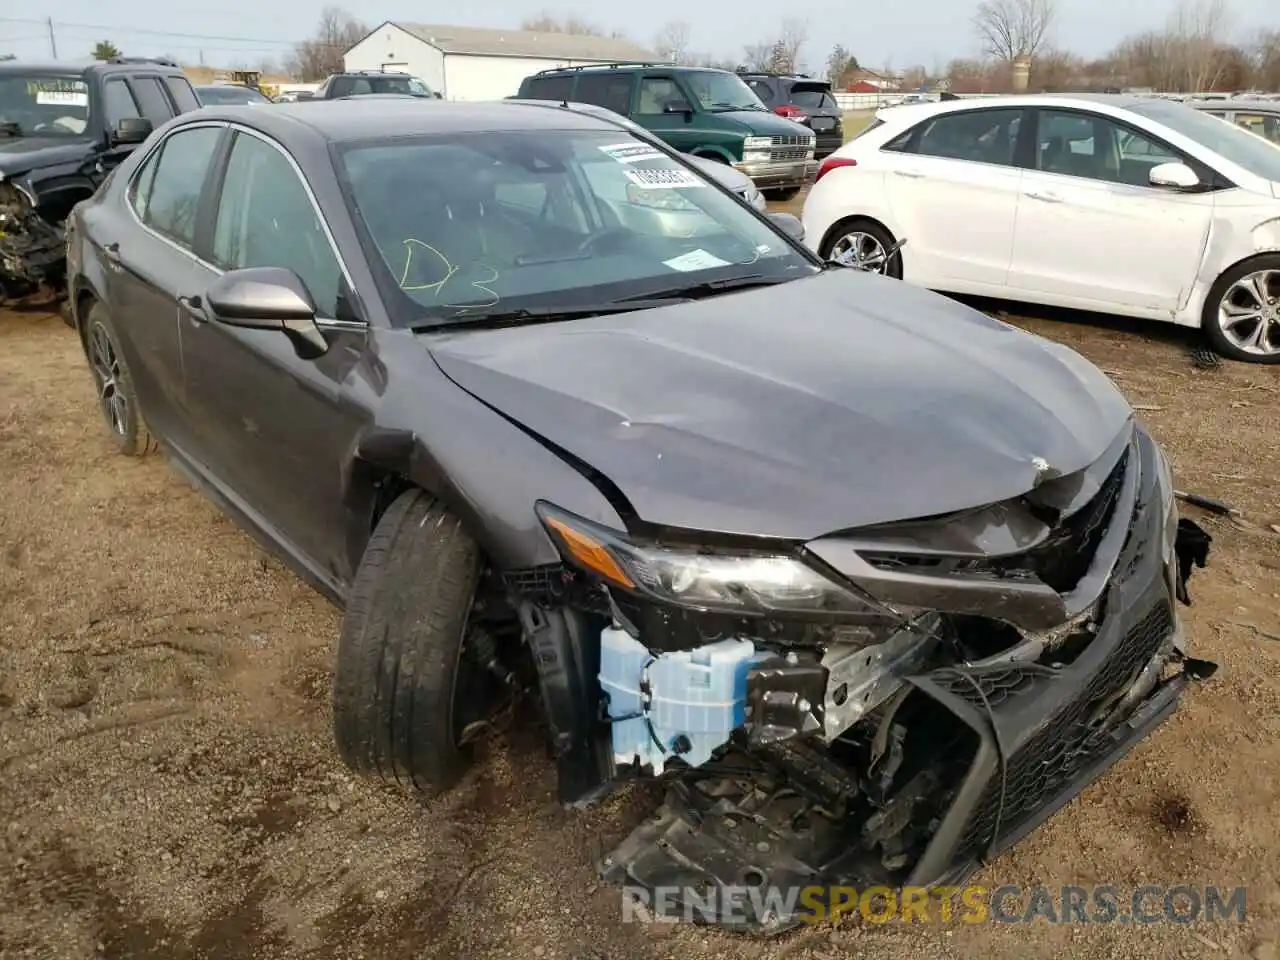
[408,298,691,332]
[622,274,792,301]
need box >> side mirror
[111,117,152,145]
[768,212,805,242]
[433,91,443,99]
[203,267,329,359]
[662,99,693,115]
[1149,161,1200,190]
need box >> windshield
[1130,100,1280,182]
[197,86,269,105]
[0,74,90,136]
[336,129,816,327]
[682,71,766,112]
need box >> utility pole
[46,17,57,59]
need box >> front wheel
[820,218,903,279]
[1201,256,1280,363]
[332,489,488,796]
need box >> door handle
[102,241,123,271]
[178,294,207,323]
[1024,190,1063,203]
[894,169,926,178]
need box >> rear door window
[574,72,633,115]
[130,76,177,124]
[103,79,141,128]
[163,76,201,113]
[523,74,574,101]
[911,108,1024,166]
[139,125,223,247]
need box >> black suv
[740,73,843,157]
[298,70,441,101]
[0,56,201,301]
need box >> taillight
[775,104,808,122]
[815,156,858,183]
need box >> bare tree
[743,42,772,72]
[778,19,808,73]
[825,44,857,85]
[653,21,691,65]
[521,12,604,35]
[1256,30,1280,90]
[1166,0,1232,91]
[973,0,1055,62]
[284,7,368,80]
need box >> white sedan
[801,94,1280,362]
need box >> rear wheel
[820,218,903,279]
[83,302,157,456]
[1202,255,1280,363]
[332,489,490,795]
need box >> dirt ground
[2,266,1279,960]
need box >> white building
[342,22,656,102]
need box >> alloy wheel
[87,322,128,436]
[830,231,890,273]
[1217,268,1280,357]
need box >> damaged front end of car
[505,419,1216,932]
[0,177,67,301]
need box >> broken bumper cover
[0,182,65,290]
[601,570,1199,931]
[591,428,1216,931]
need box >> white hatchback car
[801,94,1280,362]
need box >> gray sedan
[63,97,1212,932]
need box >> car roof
[188,98,625,143]
[877,92,1192,122]
[1188,98,1280,112]
[0,60,93,76]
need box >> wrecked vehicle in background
[0,57,200,303]
[62,98,1216,933]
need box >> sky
[0,0,1271,74]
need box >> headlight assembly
[536,502,881,616]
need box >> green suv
[515,64,818,199]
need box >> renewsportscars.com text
[621,884,1248,925]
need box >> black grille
[862,449,1129,594]
[1002,450,1128,592]
[950,599,1174,864]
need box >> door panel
[884,107,1027,288]
[1007,109,1214,313]
[101,124,224,449]
[180,130,366,583]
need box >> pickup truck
[297,71,442,101]
[0,56,201,302]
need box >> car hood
[428,270,1134,540]
[718,110,813,139]
[0,136,92,179]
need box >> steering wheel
[575,226,634,256]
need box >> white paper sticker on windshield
[663,249,731,272]
[36,90,88,107]
[599,142,663,164]
[625,168,706,189]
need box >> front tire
[332,489,484,795]
[1201,255,1280,363]
[82,302,157,456]
[819,217,903,279]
